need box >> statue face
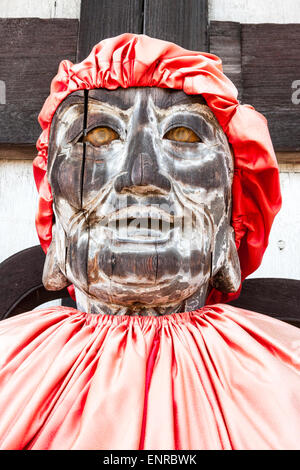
[46,87,240,313]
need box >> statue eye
[164,126,201,143]
[81,126,119,146]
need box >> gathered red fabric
[0,305,300,450]
[33,33,281,304]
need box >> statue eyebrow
[154,102,214,121]
[88,98,133,114]
[155,94,207,109]
[87,88,207,110]
[88,89,136,110]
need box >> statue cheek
[81,144,125,208]
[50,146,85,209]
[65,218,90,292]
[82,156,107,208]
[171,154,229,191]
[50,145,111,210]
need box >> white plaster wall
[0,0,81,18]
[5,1,300,24]
[250,171,300,280]
[209,0,300,24]
[0,160,39,263]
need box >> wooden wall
[1,2,299,149]
[0,18,79,144]
[0,0,300,285]
[209,22,300,151]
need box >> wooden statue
[43,87,241,315]
[1,34,299,452]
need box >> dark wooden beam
[276,152,300,165]
[242,24,300,151]
[77,0,144,61]
[229,278,300,328]
[1,144,299,171]
[209,22,300,152]
[209,21,242,99]
[0,18,78,144]
[0,144,36,160]
[144,0,208,51]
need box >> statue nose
[114,152,171,195]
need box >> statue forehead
[88,87,207,109]
[53,87,213,118]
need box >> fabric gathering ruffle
[0,304,300,450]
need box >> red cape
[0,304,300,449]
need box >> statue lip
[100,204,182,228]
[97,205,182,243]
[102,205,178,224]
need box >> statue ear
[42,224,70,291]
[211,227,241,294]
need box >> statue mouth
[97,205,182,243]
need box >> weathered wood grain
[2,146,300,168]
[0,18,78,144]
[277,152,300,165]
[277,152,300,172]
[209,22,300,151]
[77,0,144,61]
[43,86,240,315]
[144,0,208,51]
[229,278,300,327]
[242,24,300,151]
[209,21,242,100]
[0,144,36,160]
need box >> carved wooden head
[43,87,241,315]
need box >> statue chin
[89,270,210,306]
[74,279,210,316]
[70,245,212,310]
